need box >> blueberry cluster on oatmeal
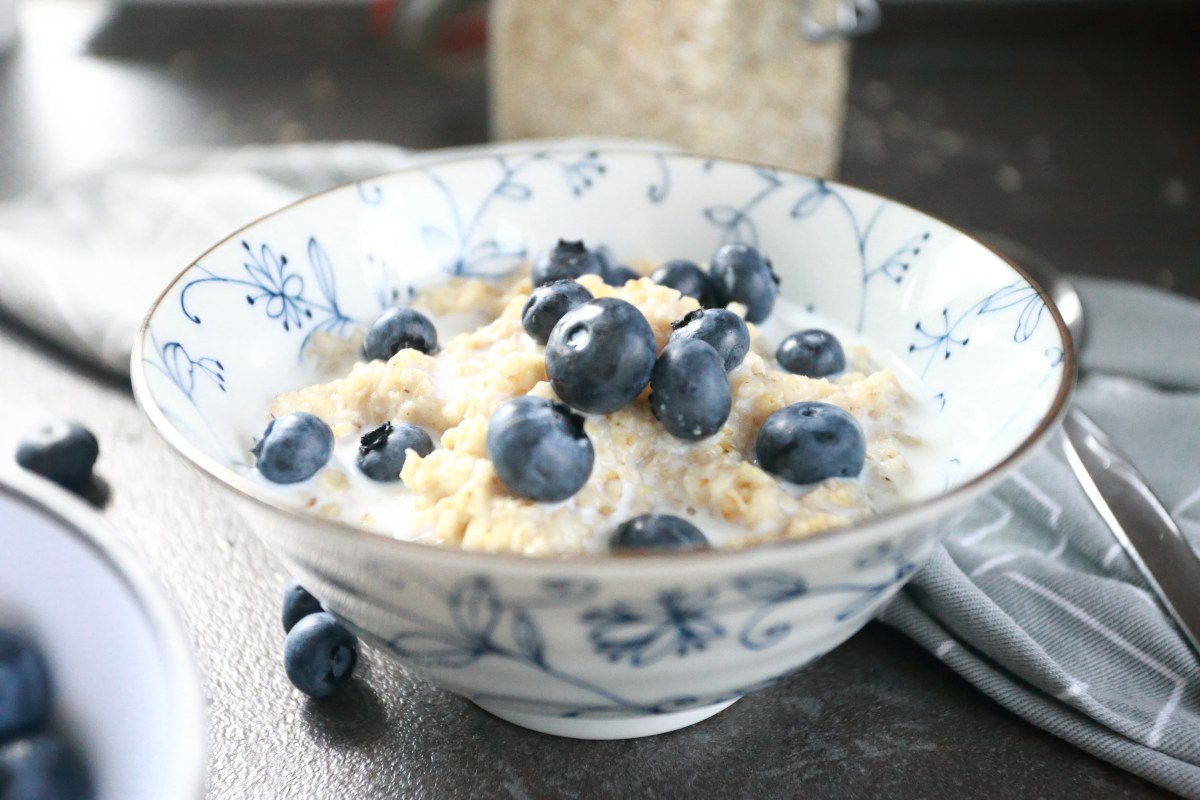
[251,240,918,556]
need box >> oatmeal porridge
[254,245,933,557]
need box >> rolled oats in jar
[488,0,862,177]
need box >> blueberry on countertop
[650,339,731,441]
[15,422,98,491]
[0,630,51,741]
[0,735,92,800]
[776,329,845,378]
[545,298,657,415]
[356,422,434,483]
[252,412,334,484]
[603,264,640,287]
[611,514,710,552]
[669,308,750,372]
[486,397,594,502]
[283,612,358,699]
[531,240,607,287]
[363,307,438,361]
[652,259,714,307]
[755,402,865,485]
[709,243,780,323]
[282,581,324,634]
[521,280,594,345]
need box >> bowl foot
[473,698,739,740]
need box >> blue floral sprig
[909,281,1047,378]
[346,537,921,719]
[178,236,358,359]
[695,163,932,331]
[142,330,225,403]
[417,151,608,277]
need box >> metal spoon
[980,232,1200,660]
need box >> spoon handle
[1062,407,1200,660]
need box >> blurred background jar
[487,0,878,178]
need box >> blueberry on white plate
[0,735,93,800]
[0,629,51,740]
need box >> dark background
[0,1,1196,797]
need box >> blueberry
[650,340,731,441]
[521,280,594,345]
[0,630,50,741]
[531,240,607,287]
[15,422,98,490]
[545,298,656,414]
[0,735,92,800]
[252,412,334,484]
[486,397,594,502]
[356,422,433,482]
[652,259,714,307]
[603,265,640,287]
[282,581,324,633]
[777,329,846,378]
[363,307,437,361]
[755,402,865,485]
[669,308,750,372]
[611,514,709,552]
[709,243,780,323]
[283,612,358,699]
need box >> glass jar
[488,0,877,177]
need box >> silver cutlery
[981,231,1200,660]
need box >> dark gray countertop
[1,2,1196,798]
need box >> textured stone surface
[1,1,1195,797]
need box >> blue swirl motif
[179,237,357,359]
[358,540,920,718]
[140,329,228,450]
[698,165,930,331]
[418,151,608,277]
[647,152,670,202]
[908,281,1047,379]
[357,182,384,205]
[142,330,225,403]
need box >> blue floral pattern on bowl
[133,146,1071,739]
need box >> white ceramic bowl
[0,468,206,796]
[132,147,1072,739]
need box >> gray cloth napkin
[881,276,1200,798]
[2,144,1198,795]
